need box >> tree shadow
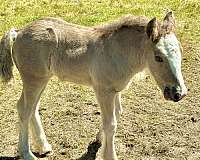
[76,140,102,160]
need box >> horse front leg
[96,92,123,146]
[94,87,118,160]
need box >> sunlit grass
[0,0,199,46]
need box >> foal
[0,12,187,160]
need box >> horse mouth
[164,86,181,102]
[164,87,180,102]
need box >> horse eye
[155,55,163,62]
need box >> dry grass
[0,0,200,160]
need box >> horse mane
[93,15,149,38]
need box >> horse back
[12,18,95,85]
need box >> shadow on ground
[0,151,52,160]
[77,140,102,160]
[0,140,101,160]
[0,156,19,160]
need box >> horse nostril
[164,86,171,100]
[173,93,181,102]
[164,86,170,94]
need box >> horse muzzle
[164,86,187,102]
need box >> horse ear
[163,11,175,32]
[146,17,159,42]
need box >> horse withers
[0,12,187,160]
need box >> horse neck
[108,29,148,75]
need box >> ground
[0,0,200,160]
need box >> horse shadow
[0,154,46,160]
[76,140,102,160]
[0,152,52,160]
[0,140,101,160]
[0,156,19,160]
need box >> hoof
[17,149,38,160]
[38,143,53,155]
[24,152,38,160]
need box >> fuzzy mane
[94,15,149,37]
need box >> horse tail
[0,28,18,82]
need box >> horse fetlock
[102,146,117,160]
[17,138,37,159]
[33,141,52,155]
[17,142,24,157]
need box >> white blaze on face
[156,33,187,96]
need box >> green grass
[0,0,199,47]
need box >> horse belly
[51,57,92,86]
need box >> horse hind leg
[30,90,52,155]
[17,91,37,160]
[115,92,123,119]
[17,77,50,160]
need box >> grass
[0,0,200,160]
[0,0,199,45]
